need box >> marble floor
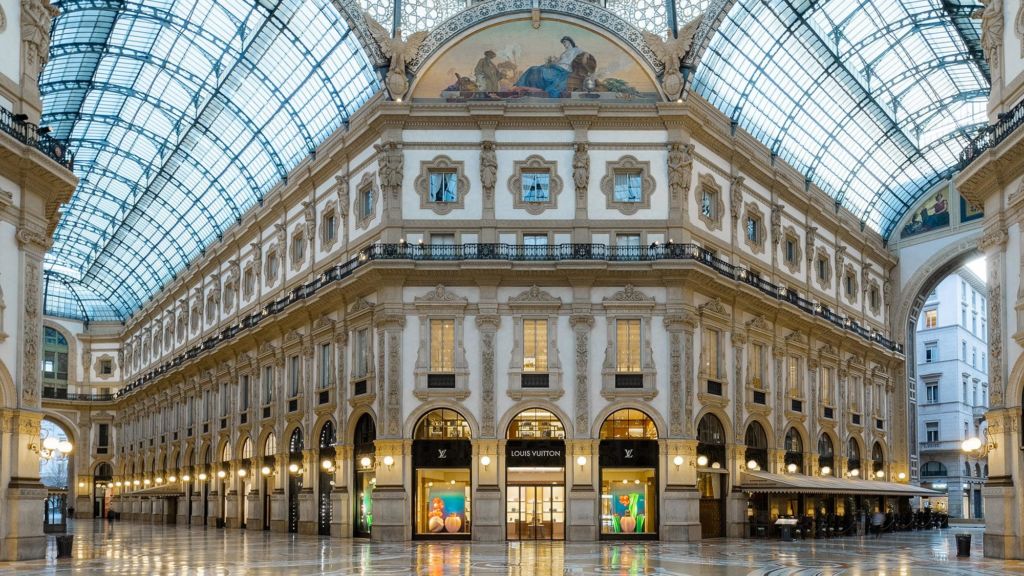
[0,521,1019,575]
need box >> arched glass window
[39,419,70,488]
[784,428,804,473]
[871,442,884,475]
[264,433,277,457]
[975,463,981,478]
[599,409,658,440]
[42,327,70,398]
[240,438,253,461]
[847,437,862,476]
[964,461,971,477]
[220,442,232,463]
[920,461,948,477]
[414,409,471,439]
[507,408,566,440]
[818,434,835,476]
[744,421,768,471]
[354,414,376,448]
[696,414,726,468]
[319,421,336,450]
[289,428,304,455]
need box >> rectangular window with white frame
[925,421,939,442]
[924,341,937,363]
[925,382,938,404]
[703,327,723,381]
[430,319,456,373]
[522,319,548,372]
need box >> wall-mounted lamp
[673,456,684,470]
[962,436,996,458]
[288,463,300,475]
[321,459,334,471]
[360,457,372,469]
[216,470,226,479]
[696,455,709,468]
[897,472,906,481]
[155,477,163,484]
[260,466,272,477]
[182,475,192,482]
[382,455,395,470]
[820,466,831,476]
[114,481,122,487]
[198,473,208,481]
[786,463,798,474]
[143,479,151,485]
[874,470,884,479]
[576,455,587,470]
[169,475,178,483]
[133,479,141,486]
[480,456,491,471]
[848,468,860,478]
[78,482,85,488]
[238,468,248,478]
[747,459,759,471]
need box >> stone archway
[893,235,982,481]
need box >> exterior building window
[319,343,332,389]
[266,250,279,283]
[787,356,800,390]
[428,170,458,203]
[821,366,834,405]
[430,319,456,373]
[702,327,723,380]
[42,327,69,397]
[243,267,255,298]
[99,358,113,376]
[785,237,796,263]
[521,171,551,203]
[616,319,642,373]
[746,216,759,243]
[288,355,300,398]
[982,353,986,371]
[354,328,369,378]
[613,171,643,202]
[971,347,977,368]
[924,342,937,363]
[701,187,717,220]
[962,380,968,403]
[291,232,305,264]
[616,234,641,260]
[523,234,548,259]
[869,286,879,311]
[972,313,977,334]
[361,185,374,220]
[961,340,967,361]
[322,211,337,244]
[961,280,967,299]
[845,273,855,297]
[926,422,939,443]
[262,365,274,405]
[961,306,967,327]
[523,319,547,372]
[817,257,827,281]
[926,382,938,403]
[240,374,250,412]
[98,424,109,451]
[749,343,765,387]
[924,309,937,329]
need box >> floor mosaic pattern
[0,521,1018,575]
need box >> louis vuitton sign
[505,440,565,468]
[412,439,472,468]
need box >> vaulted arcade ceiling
[39,0,988,322]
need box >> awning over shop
[741,471,943,497]
[122,484,185,498]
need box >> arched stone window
[744,421,768,471]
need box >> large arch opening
[598,408,658,540]
[412,408,472,539]
[505,408,566,541]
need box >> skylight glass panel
[42,0,380,321]
[695,0,988,234]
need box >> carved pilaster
[570,314,593,437]
[476,314,500,438]
[20,258,42,408]
[683,321,696,436]
[664,314,688,437]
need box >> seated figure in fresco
[515,36,595,97]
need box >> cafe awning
[741,471,943,497]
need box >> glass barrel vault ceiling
[39,0,987,321]
[40,0,379,322]
[694,0,988,236]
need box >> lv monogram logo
[624,449,634,459]
[438,449,447,459]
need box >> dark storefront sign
[413,439,472,468]
[505,440,565,468]
[599,440,658,467]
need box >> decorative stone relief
[600,155,655,215]
[414,155,469,215]
[508,155,562,215]
[476,315,500,438]
[666,142,694,203]
[334,174,350,219]
[570,314,593,437]
[977,0,1003,85]
[572,143,589,200]
[683,324,695,436]
[363,12,428,100]
[480,141,497,201]
[0,278,7,342]
[21,0,58,77]
[642,19,701,100]
[729,175,745,222]
[22,260,41,405]
[375,141,404,200]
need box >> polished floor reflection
[0,521,1019,575]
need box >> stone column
[298,449,316,535]
[370,439,408,542]
[981,407,1021,558]
[472,439,501,541]
[269,454,288,532]
[661,439,700,541]
[330,446,350,538]
[566,439,597,541]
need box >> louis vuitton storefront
[504,409,567,541]
[412,409,473,539]
[598,409,659,540]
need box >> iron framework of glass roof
[694,0,989,237]
[39,0,988,321]
[41,0,380,322]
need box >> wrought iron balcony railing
[958,96,1024,170]
[42,388,114,402]
[0,107,74,170]
[116,242,902,399]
